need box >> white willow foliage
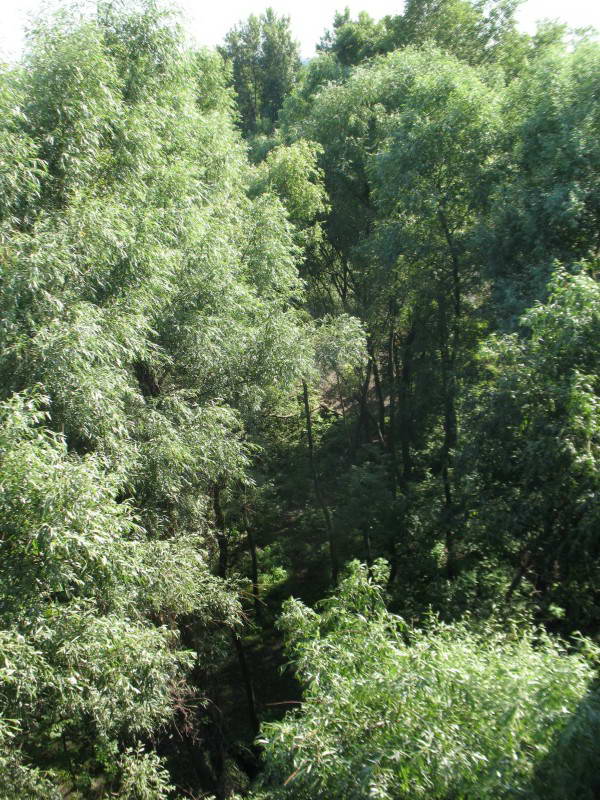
[0,394,214,795]
[0,0,312,794]
[251,140,329,229]
[255,562,598,800]
[0,0,311,507]
[0,70,41,228]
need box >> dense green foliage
[255,563,599,800]
[1,1,599,798]
[0,393,210,797]
[459,267,600,628]
[219,8,301,135]
[0,1,312,794]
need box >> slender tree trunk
[437,206,461,329]
[246,525,261,619]
[369,344,387,448]
[439,292,458,581]
[353,358,373,454]
[363,526,373,568]
[397,325,415,483]
[241,491,261,618]
[387,328,399,496]
[302,379,339,585]
[432,205,464,582]
[231,632,260,737]
[505,553,530,603]
[213,488,260,742]
[335,370,352,450]
[385,326,402,585]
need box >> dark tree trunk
[438,291,459,581]
[212,488,260,747]
[370,345,387,448]
[302,379,339,585]
[353,358,373,454]
[398,325,415,483]
[231,632,260,737]
[335,370,352,450]
[386,328,399,496]
[246,524,261,620]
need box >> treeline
[0,1,599,798]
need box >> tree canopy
[1,1,599,798]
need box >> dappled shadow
[530,682,600,799]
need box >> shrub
[254,561,598,799]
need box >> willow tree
[253,562,599,800]
[0,0,310,795]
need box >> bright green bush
[0,393,227,795]
[254,561,599,799]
